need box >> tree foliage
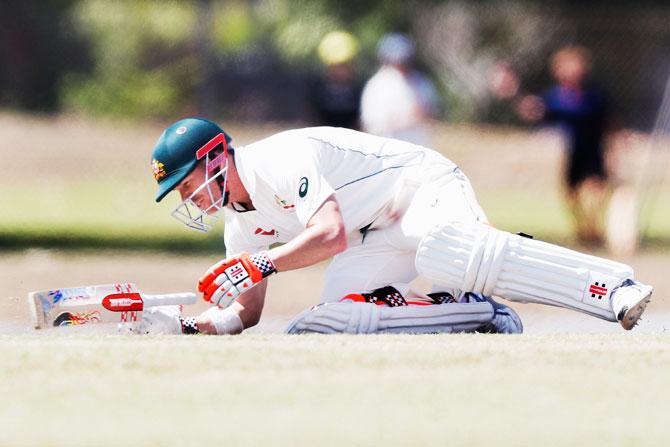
[56,0,423,119]
[2,0,668,126]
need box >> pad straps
[343,286,457,307]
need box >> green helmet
[151,117,232,203]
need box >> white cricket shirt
[223,127,451,255]
[360,66,438,144]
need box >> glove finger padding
[198,262,221,293]
[198,257,240,293]
[211,281,240,308]
[203,274,231,302]
[198,251,276,306]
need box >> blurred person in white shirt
[360,33,440,146]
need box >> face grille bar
[170,155,228,232]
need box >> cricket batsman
[143,117,652,335]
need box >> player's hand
[119,305,183,335]
[198,251,277,308]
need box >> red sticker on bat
[102,293,144,312]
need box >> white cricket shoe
[611,279,653,330]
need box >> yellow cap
[318,31,359,65]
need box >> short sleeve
[285,149,336,227]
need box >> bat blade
[28,283,196,329]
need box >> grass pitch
[2,333,668,447]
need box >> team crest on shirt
[152,159,166,181]
[274,194,295,211]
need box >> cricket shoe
[611,279,653,330]
[463,293,523,334]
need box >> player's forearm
[267,194,347,271]
[197,197,346,310]
[235,280,267,328]
[268,220,346,271]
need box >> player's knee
[415,222,504,294]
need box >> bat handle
[143,292,197,307]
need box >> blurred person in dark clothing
[517,46,610,246]
[310,31,363,130]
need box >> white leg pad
[284,301,494,334]
[415,223,634,321]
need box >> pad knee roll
[415,223,633,321]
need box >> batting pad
[284,301,494,334]
[415,223,633,320]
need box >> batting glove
[198,252,277,308]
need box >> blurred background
[1,0,669,314]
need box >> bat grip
[143,292,197,307]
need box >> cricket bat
[28,283,197,329]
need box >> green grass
[6,181,670,251]
[2,181,174,234]
[4,176,670,252]
[0,180,225,252]
[3,183,670,251]
[2,333,668,447]
[2,115,669,252]
[480,189,573,237]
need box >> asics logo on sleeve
[299,177,309,198]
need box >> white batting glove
[117,305,182,335]
[119,306,201,335]
[198,251,277,308]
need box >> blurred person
[516,46,610,246]
[138,117,652,336]
[485,61,522,125]
[309,31,363,129]
[603,130,648,257]
[489,62,521,101]
[360,33,439,145]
